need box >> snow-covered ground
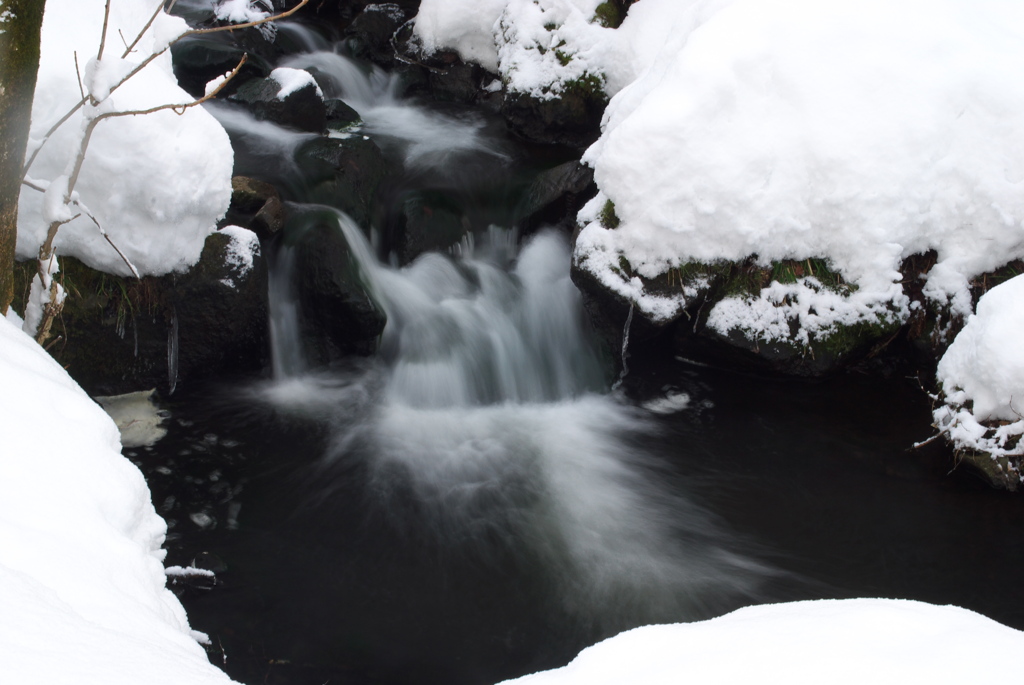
[16,0,233,278]
[0,313,234,684]
[500,599,1024,684]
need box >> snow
[215,0,271,25]
[495,0,611,100]
[268,66,324,99]
[0,315,234,684]
[501,599,1024,685]
[218,225,261,288]
[414,0,507,72]
[933,275,1024,463]
[573,0,1024,337]
[17,0,234,278]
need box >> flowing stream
[142,23,1024,685]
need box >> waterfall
[261,211,766,626]
[243,34,767,627]
[268,246,304,380]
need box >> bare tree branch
[97,0,113,61]
[74,52,86,101]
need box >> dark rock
[223,176,287,241]
[394,189,472,263]
[343,3,409,68]
[229,71,326,133]
[13,231,269,396]
[569,257,673,371]
[518,161,595,232]
[171,34,272,99]
[502,85,607,150]
[325,98,361,130]
[294,134,387,227]
[291,216,386,362]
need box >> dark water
[131,355,1024,685]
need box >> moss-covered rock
[12,230,269,396]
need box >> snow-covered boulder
[572,0,1024,369]
[0,314,235,684]
[17,0,234,278]
[933,274,1024,490]
[500,599,1024,685]
[229,67,327,133]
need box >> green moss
[593,2,624,28]
[555,49,572,67]
[599,199,620,229]
[563,71,607,99]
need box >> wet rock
[393,189,472,264]
[229,71,327,133]
[291,219,386,362]
[171,34,272,99]
[325,98,361,130]
[13,230,270,396]
[343,3,410,68]
[223,176,287,241]
[295,134,387,228]
[518,161,595,232]
[501,85,607,150]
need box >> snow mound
[501,599,1024,684]
[413,0,508,72]
[0,316,234,684]
[17,0,234,277]
[574,0,1024,333]
[269,67,324,99]
[933,274,1024,466]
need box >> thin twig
[22,178,47,193]
[74,52,86,100]
[72,200,141,278]
[98,0,113,61]
[123,0,171,58]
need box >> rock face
[289,214,386,363]
[14,229,269,396]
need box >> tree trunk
[0,0,45,316]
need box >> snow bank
[933,275,1024,466]
[574,0,1024,334]
[17,0,234,277]
[501,599,1024,684]
[0,316,234,684]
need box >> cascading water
[261,207,767,626]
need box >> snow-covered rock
[575,0,1024,343]
[0,315,235,684]
[500,599,1024,685]
[17,0,234,277]
[933,274,1024,489]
